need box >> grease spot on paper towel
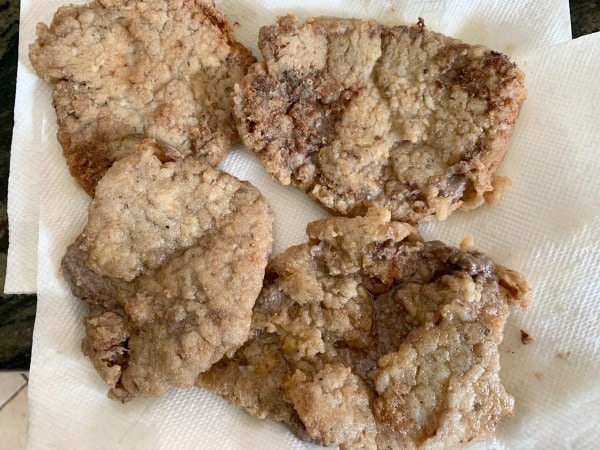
[534,371,544,381]
[555,350,572,360]
[117,423,159,447]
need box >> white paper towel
[19,0,600,449]
[5,0,573,293]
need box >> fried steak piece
[198,208,530,449]
[233,16,526,223]
[30,0,256,195]
[62,140,273,401]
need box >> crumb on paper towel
[460,236,475,252]
[520,329,534,344]
[484,175,512,205]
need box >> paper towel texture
[6,0,572,293]
[16,0,599,449]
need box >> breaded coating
[30,0,255,195]
[198,208,530,449]
[233,16,526,223]
[62,140,273,401]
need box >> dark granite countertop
[0,0,598,370]
[0,0,36,370]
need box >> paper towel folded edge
[5,57,43,294]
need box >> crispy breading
[30,0,255,194]
[62,140,273,401]
[233,16,526,223]
[198,209,530,449]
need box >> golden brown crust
[62,140,274,401]
[198,209,530,448]
[30,0,256,195]
[233,16,526,223]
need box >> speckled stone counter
[0,0,598,370]
[0,0,36,370]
